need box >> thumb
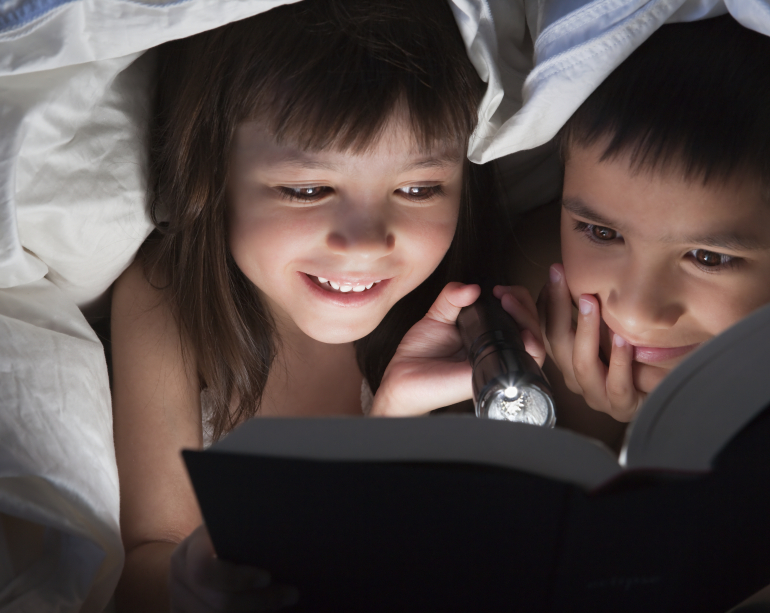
[425,282,480,325]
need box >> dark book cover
[184,404,770,613]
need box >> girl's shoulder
[112,256,168,321]
[111,255,199,412]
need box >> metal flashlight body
[457,288,556,427]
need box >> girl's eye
[689,249,738,270]
[574,221,622,244]
[278,186,332,202]
[397,185,444,201]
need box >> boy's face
[561,142,770,393]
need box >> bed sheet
[1,0,769,611]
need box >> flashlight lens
[482,386,554,426]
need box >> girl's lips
[299,272,390,307]
[631,343,701,364]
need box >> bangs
[558,16,770,191]
[212,0,484,153]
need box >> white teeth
[375,280,381,283]
[315,276,382,292]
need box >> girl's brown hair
[144,0,510,439]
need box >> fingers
[424,282,480,325]
[572,295,645,421]
[571,294,608,407]
[495,286,546,367]
[171,525,299,613]
[370,282,480,416]
[605,334,643,422]
[538,264,580,393]
[370,356,472,417]
[186,526,272,591]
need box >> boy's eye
[690,249,736,270]
[590,225,618,241]
[397,185,444,201]
[278,186,332,202]
[574,221,621,243]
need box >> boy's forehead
[563,142,770,249]
[565,138,769,202]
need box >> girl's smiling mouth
[307,274,383,293]
[300,272,391,306]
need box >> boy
[504,15,770,429]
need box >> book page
[212,415,622,490]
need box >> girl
[110,0,514,610]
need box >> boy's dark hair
[143,0,509,439]
[558,15,770,196]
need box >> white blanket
[0,0,768,610]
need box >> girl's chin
[295,316,383,345]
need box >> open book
[185,303,770,612]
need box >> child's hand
[170,525,298,612]
[538,264,646,422]
[492,285,547,368]
[370,282,480,416]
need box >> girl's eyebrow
[268,151,461,172]
[399,153,463,172]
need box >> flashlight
[457,286,556,427]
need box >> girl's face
[228,117,463,343]
[561,143,770,393]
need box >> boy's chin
[632,362,671,395]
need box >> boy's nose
[326,206,395,259]
[604,263,684,335]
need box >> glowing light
[503,386,518,399]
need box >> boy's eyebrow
[561,197,621,230]
[563,197,768,251]
[678,231,769,252]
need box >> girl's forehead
[233,120,464,170]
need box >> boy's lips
[604,324,702,365]
[631,343,701,364]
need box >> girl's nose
[326,207,395,259]
[604,263,684,335]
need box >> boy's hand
[538,264,646,422]
[493,285,547,368]
[370,282,480,416]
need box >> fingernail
[614,335,627,348]
[579,298,593,315]
[502,293,518,307]
[549,265,562,284]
